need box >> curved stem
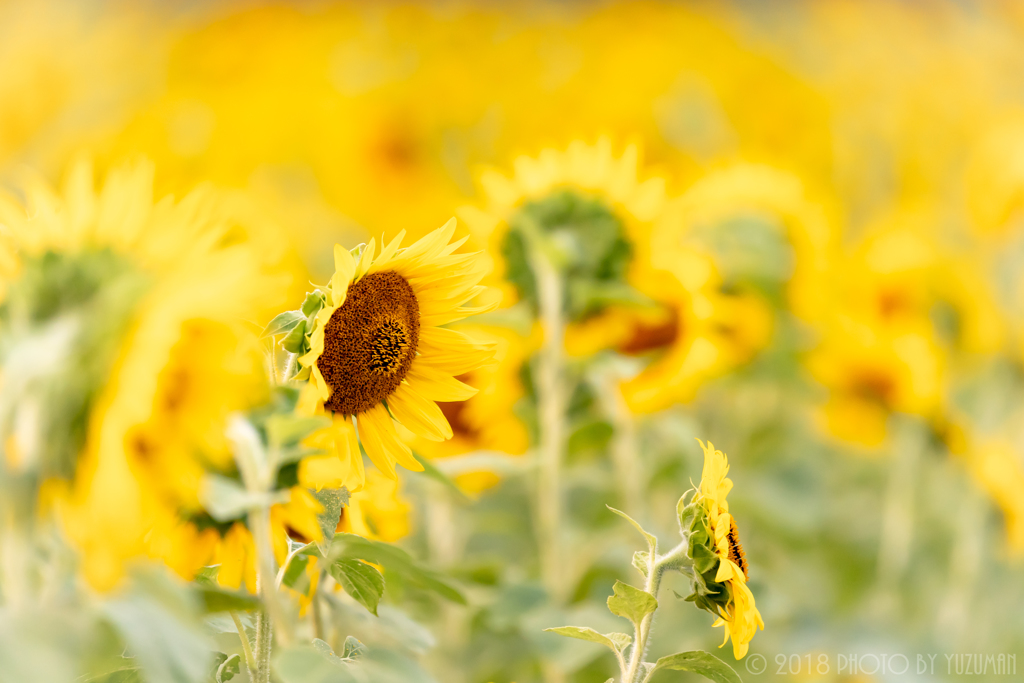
[229,610,256,683]
[624,542,689,683]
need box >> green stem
[229,610,256,683]
[876,418,925,588]
[625,542,689,683]
[311,572,326,643]
[281,352,296,384]
[254,604,272,683]
[600,371,642,519]
[531,248,568,604]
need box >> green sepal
[281,319,308,354]
[263,310,305,338]
[301,289,326,317]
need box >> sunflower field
[2,2,1024,682]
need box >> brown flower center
[727,517,749,580]
[618,309,680,355]
[317,271,420,415]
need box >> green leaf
[273,645,357,683]
[311,638,345,664]
[311,487,349,557]
[281,554,311,591]
[650,650,742,683]
[543,626,632,654]
[606,581,658,627]
[607,506,657,553]
[329,559,385,616]
[262,310,305,337]
[102,596,211,683]
[195,585,261,613]
[215,653,241,683]
[633,550,650,578]
[327,532,466,604]
[281,319,308,354]
[678,494,699,534]
[340,636,366,661]
[266,414,331,449]
[301,290,326,317]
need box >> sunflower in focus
[683,440,764,660]
[0,159,293,589]
[289,219,496,491]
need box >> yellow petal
[417,327,497,375]
[388,382,453,442]
[332,245,356,307]
[357,404,423,476]
[367,230,406,274]
[354,238,377,280]
[406,364,478,402]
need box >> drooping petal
[388,382,453,442]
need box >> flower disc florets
[318,271,420,415]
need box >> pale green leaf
[301,290,326,317]
[607,581,657,626]
[262,310,304,337]
[215,653,240,683]
[328,532,465,604]
[273,645,357,683]
[650,650,742,683]
[102,596,210,683]
[281,319,308,354]
[633,550,650,578]
[281,554,311,592]
[194,585,260,613]
[341,636,367,661]
[330,559,385,616]
[311,487,348,557]
[607,505,657,553]
[544,626,616,651]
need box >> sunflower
[683,440,763,660]
[289,218,496,490]
[0,159,293,589]
[459,139,773,415]
[459,137,665,343]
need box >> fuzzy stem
[230,610,256,682]
[625,542,689,683]
[281,352,296,384]
[531,248,568,604]
[250,503,290,683]
[253,576,273,683]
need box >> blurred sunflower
[290,219,497,490]
[460,139,773,412]
[0,159,294,589]
[686,439,764,660]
